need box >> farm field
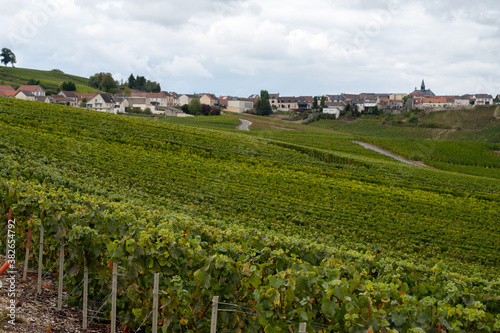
[0,97,499,332]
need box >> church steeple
[421,79,425,91]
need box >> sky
[1,0,500,97]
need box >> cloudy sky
[1,0,500,97]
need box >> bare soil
[0,259,108,333]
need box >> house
[86,93,117,113]
[0,85,15,93]
[227,98,254,113]
[421,97,450,109]
[131,92,169,108]
[269,93,280,109]
[179,94,199,106]
[325,101,346,111]
[276,96,299,111]
[200,93,219,107]
[324,95,346,104]
[15,90,36,101]
[0,90,17,97]
[454,96,471,107]
[59,91,78,102]
[166,92,180,106]
[121,97,163,114]
[323,108,341,119]
[387,99,404,110]
[76,93,97,107]
[218,96,232,109]
[16,85,46,97]
[51,94,77,107]
[390,93,408,100]
[474,94,494,106]
[297,96,314,110]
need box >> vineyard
[0,97,499,332]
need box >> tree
[1,48,16,67]
[102,73,117,92]
[127,74,136,89]
[135,76,146,90]
[80,98,88,108]
[88,72,117,93]
[320,96,326,107]
[188,99,202,115]
[313,96,318,110]
[256,90,272,116]
[210,106,221,116]
[27,79,40,85]
[201,104,212,116]
[61,81,76,91]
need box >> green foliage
[409,114,419,124]
[0,97,499,332]
[188,98,202,115]
[256,90,272,116]
[60,81,76,91]
[127,73,161,92]
[26,78,40,85]
[88,72,118,93]
[0,48,16,67]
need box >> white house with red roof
[16,85,45,97]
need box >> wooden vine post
[57,242,65,310]
[210,296,219,333]
[83,266,88,329]
[37,224,44,295]
[23,217,33,280]
[298,322,307,333]
[111,262,118,333]
[152,272,159,333]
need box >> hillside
[309,106,500,143]
[0,98,499,332]
[0,67,97,93]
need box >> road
[354,141,428,167]
[238,119,252,131]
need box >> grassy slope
[0,66,97,93]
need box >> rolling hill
[0,66,98,93]
[0,97,499,332]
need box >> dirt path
[354,141,431,168]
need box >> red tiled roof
[0,85,15,92]
[17,85,43,92]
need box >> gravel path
[237,119,251,131]
[354,141,429,168]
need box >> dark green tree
[27,79,40,85]
[135,76,146,90]
[128,74,136,89]
[88,73,117,93]
[320,96,326,107]
[101,73,117,92]
[1,48,16,67]
[313,96,318,110]
[88,73,104,89]
[256,90,272,116]
[61,81,76,91]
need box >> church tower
[421,79,425,91]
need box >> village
[0,79,497,119]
